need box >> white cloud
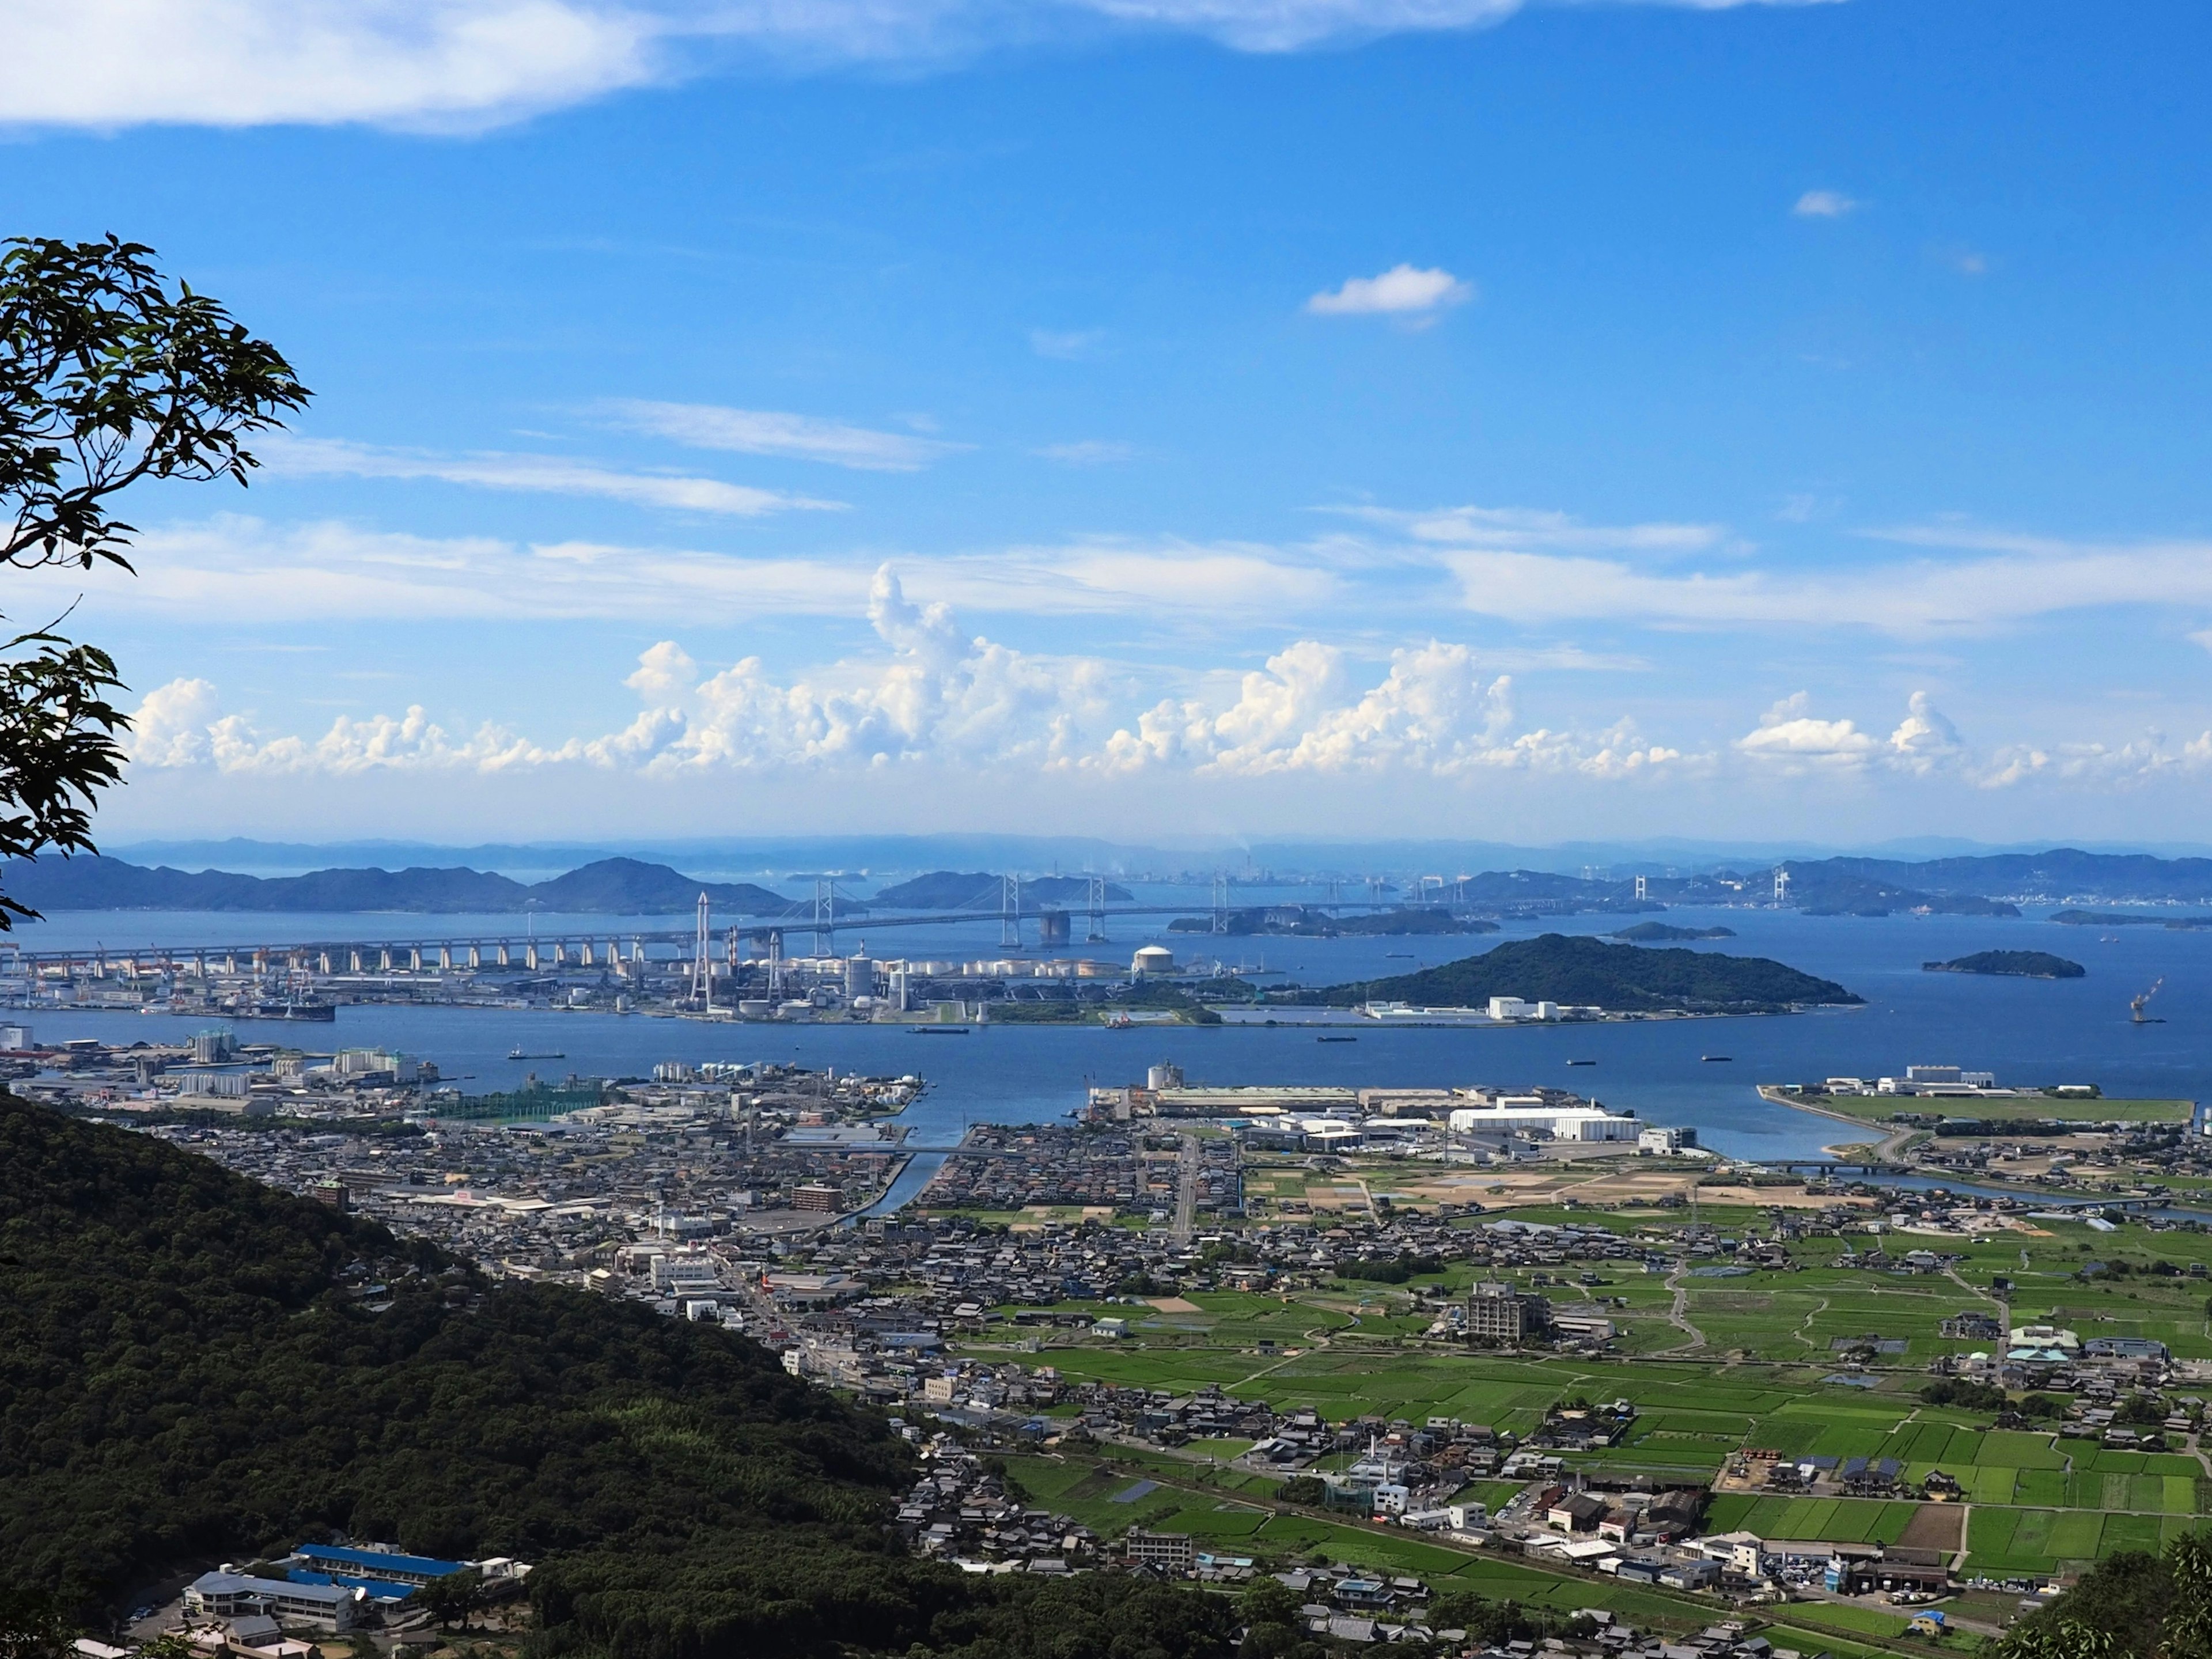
[1342,503,1730,556]
[0,0,662,131]
[39,515,1355,627]
[127,677,226,767]
[1035,440,1135,466]
[1885,689,1963,776]
[1438,524,2212,637]
[1734,691,1883,772]
[1029,328,1107,360]
[124,563,1671,781]
[263,436,843,516]
[0,1,1853,131]
[1793,188,1858,218]
[1306,264,1474,319]
[1732,688,1993,785]
[604,400,965,471]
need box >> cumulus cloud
[263,437,842,515]
[124,565,1671,781]
[1793,188,1858,218]
[1306,264,1474,319]
[1734,691,1884,772]
[1885,689,1963,775]
[1732,688,2008,786]
[604,401,965,471]
[1,1,1846,131]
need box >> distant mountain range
[0,855,802,916]
[9,846,2211,919]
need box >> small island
[1611,922,1736,942]
[1284,931,1860,1014]
[1923,950,2085,980]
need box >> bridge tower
[1000,873,1021,948]
[1085,876,1108,943]
[1634,874,1647,902]
[691,892,714,1010]
[1211,873,1230,934]
[1774,866,1790,904]
[814,878,837,956]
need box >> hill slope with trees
[1297,933,1859,1012]
[0,1100,1230,1659]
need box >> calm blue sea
[10,892,2207,1207]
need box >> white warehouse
[1448,1101,1638,1141]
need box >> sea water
[8,895,2208,1208]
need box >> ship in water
[508,1046,566,1059]
[242,998,336,1022]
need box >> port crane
[2131,977,2165,1024]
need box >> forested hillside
[1300,933,1859,1012]
[0,1100,1229,1659]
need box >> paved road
[1173,1133,1200,1242]
[1658,1264,1707,1354]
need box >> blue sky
[5,0,2211,846]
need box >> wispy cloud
[1035,440,1134,466]
[1,1,1856,132]
[606,399,967,471]
[1792,188,1859,218]
[1029,328,1107,360]
[44,516,1354,627]
[1338,503,1731,556]
[1306,264,1474,319]
[263,436,842,516]
[1434,522,2212,637]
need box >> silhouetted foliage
[0,236,308,927]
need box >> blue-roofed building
[291,1545,468,1597]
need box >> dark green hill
[1611,922,1735,942]
[1924,950,2085,979]
[1300,932,1858,1012]
[0,1100,1238,1659]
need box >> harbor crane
[2131,977,2165,1024]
